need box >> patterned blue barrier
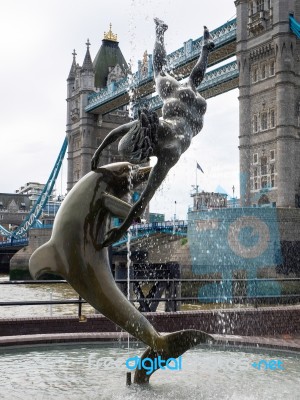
[187,208,282,302]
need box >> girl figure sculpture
[91,18,215,247]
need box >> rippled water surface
[0,274,168,318]
[0,344,299,400]
[0,274,95,318]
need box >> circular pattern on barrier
[227,216,270,259]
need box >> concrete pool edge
[0,332,299,353]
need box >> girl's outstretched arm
[91,120,137,170]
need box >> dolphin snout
[132,165,152,185]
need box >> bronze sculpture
[91,18,215,248]
[29,162,212,383]
[30,18,215,384]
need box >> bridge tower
[66,25,129,191]
[236,0,300,207]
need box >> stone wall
[0,307,299,337]
[9,228,52,280]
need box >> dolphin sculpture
[29,162,213,383]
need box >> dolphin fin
[29,242,58,280]
[134,329,214,384]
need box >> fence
[0,278,299,317]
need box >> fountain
[22,16,300,395]
[0,343,299,399]
[29,18,216,384]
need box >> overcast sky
[0,0,238,220]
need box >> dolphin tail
[29,242,58,280]
[133,329,214,384]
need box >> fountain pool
[0,342,299,400]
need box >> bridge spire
[67,49,77,81]
[82,39,94,72]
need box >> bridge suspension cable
[0,225,11,237]
[10,137,68,240]
[290,15,300,39]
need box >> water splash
[126,164,134,352]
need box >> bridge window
[270,60,275,76]
[261,63,267,79]
[252,67,258,82]
[271,175,275,188]
[249,1,254,15]
[0,215,3,220]
[253,114,259,133]
[253,153,258,164]
[261,112,268,130]
[261,176,268,189]
[257,0,264,12]
[261,156,268,175]
[270,149,275,160]
[270,109,275,128]
[270,164,276,187]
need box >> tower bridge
[2,1,300,284]
[85,18,237,115]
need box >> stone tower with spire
[66,25,129,191]
[235,0,300,208]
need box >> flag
[196,162,204,173]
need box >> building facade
[235,0,300,207]
[0,193,30,232]
[66,26,130,191]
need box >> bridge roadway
[112,220,187,252]
[0,221,187,251]
[0,220,187,275]
[86,18,237,115]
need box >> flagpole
[196,163,198,195]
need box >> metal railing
[0,277,299,318]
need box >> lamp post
[174,200,177,222]
[232,185,235,208]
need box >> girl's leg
[189,26,214,90]
[153,18,168,77]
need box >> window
[253,153,258,164]
[270,150,275,160]
[0,215,3,220]
[253,67,258,83]
[270,60,275,76]
[261,63,267,79]
[261,176,268,188]
[249,1,254,15]
[261,112,268,130]
[253,167,259,190]
[261,156,268,175]
[270,163,275,188]
[270,109,275,128]
[257,0,264,12]
[253,115,259,133]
